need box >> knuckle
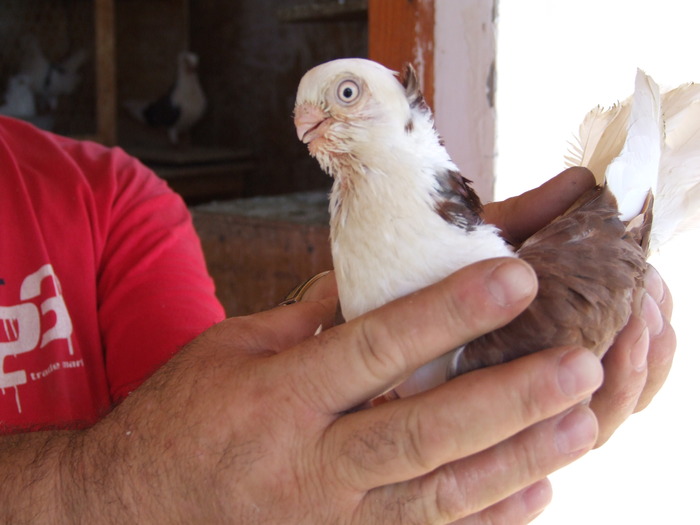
[498,362,548,429]
[342,419,401,470]
[509,437,542,483]
[363,489,436,525]
[403,406,443,472]
[338,407,436,475]
[331,417,404,492]
[356,317,409,381]
[651,325,676,363]
[430,464,470,523]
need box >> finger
[644,265,673,319]
[483,167,595,244]
[636,321,676,413]
[453,479,553,525]
[633,266,676,411]
[285,258,538,413]
[357,402,597,524]
[208,297,338,357]
[589,315,649,446]
[329,346,602,492]
[635,275,676,412]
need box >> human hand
[304,166,675,449]
[483,166,677,446]
[588,264,675,445]
[65,258,601,524]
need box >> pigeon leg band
[280,271,332,305]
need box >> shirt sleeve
[78,145,226,401]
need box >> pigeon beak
[294,103,330,144]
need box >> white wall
[434,0,497,201]
[496,1,700,523]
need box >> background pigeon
[0,74,36,118]
[124,51,207,144]
[19,34,87,112]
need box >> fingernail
[555,407,598,455]
[641,293,663,336]
[630,325,650,371]
[487,260,536,307]
[522,479,553,518]
[644,266,665,304]
[557,348,603,398]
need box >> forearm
[0,425,158,524]
[0,360,192,523]
[0,430,73,523]
[58,367,190,523]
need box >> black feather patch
[143,87,181,127]
[434,169,484,232]
[401,64,430,113]
[401,63,445,145]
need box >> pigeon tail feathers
[604,69,662,223]
[653,81,700,250]
[567,69,700,253]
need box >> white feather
[604,70,662,222]
[568,70,700,252]
[654,82,700,249]
[566,103,628,184]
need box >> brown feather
[452,184,651,374]
[434,169,484,232]
[401,63,429,113]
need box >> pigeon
[0,74,36,118]
[19,35,87,111]
[123,51,207,144]
[294,58,700,399]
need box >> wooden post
[95,0,117,146]
[368,0,498,200]
[368,0,436,108]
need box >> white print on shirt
[0,264,78,413]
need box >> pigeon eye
[337,80,360,104]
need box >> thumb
[252,297,340,355]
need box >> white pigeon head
[179,51,200,74]
[294,58,418,177]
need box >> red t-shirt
[0,116,225,431]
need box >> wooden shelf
[277,0,367,23]
[125,146,253,166]
[126,146,256,204]
[192,192,332,315]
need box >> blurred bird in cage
[0,74,36,118]
[123,51,207,145]
[18,34,87,112]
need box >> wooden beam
[368,0,435,108]
[95,0,117,146]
